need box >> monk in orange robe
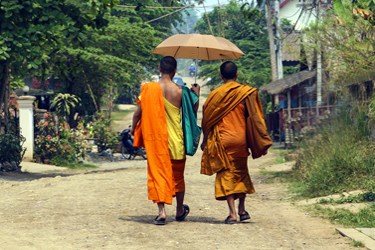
[201,61,272,224]
[131,56,200,225]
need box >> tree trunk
[0,62,10,132]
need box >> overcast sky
[195,0,230,16]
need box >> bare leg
[157,202,166,219]
[226,194,237,220]
[238,193,246,215]
[175,191,185,217]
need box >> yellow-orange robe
[164,97,186,193]
[201,81,271,199]
[215,103,255,200]
[133,82,175,205]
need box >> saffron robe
[215,104,255,199]
[201,81,272,175]
[133,82,175,205]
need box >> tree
[0,0,118,132]
[304,0,374,88]
[195,0,271,88]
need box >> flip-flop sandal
[239,211,251,221]
[152,216,166,225]
[175,204,190,221]
[224,216,237,224]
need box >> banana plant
[50,93,81,122]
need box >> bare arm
[190,84,200,113]
[131,105,142,135]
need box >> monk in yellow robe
[201,61,272,224]
[132,56,200,225]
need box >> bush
[293,110,375,197]
[0,132,25,171]
[87,113,118,152]
[34,112,88,165]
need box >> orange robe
[215,103,255,200]
[133,82,175,205]
[201,81,271,199]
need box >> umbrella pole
[194,59,197,84]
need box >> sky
[195,0,231,16]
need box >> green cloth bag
[182,86,201,156]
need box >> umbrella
[153,33,244,60]
[153,34,244,83]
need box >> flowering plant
[34,112,60,160]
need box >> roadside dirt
[0,78,362,249]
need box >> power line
[144,5,192,24]
[116,4,226,10]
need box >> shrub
[34,112,88,165]
[0,132,25,171]
[293,110,375,197]
[87,113,118,152]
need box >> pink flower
[44,113,49,119]
[44,122,49,127]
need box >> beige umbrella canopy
[153,33,244,60]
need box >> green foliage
[318,192,375,204]
[303,4,374,87]
[293,109,375,197]
[352,240,365,248]
[0,0,119,129]
[195,1,271,88]
[87,113,118,152]
[50,93,81,121]
[34,112,88,164]
[0,132,25,168]
[294,110,375,197]
[34,112,59,160]
[313,204,375,227]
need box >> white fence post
[18,96,36,161]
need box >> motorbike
[189,69,196,77]
[120,128,147,160]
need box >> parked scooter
[120,127,147,160]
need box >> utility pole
[265,0,278,82]
[316,0,322,117]
[274,0,283,80]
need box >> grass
[308,204,375,227]
[111,110,134,122]
[265,109,375,229]
[270,148,292,164]
[352,240,365,248]
[64,163,97,169]
[51,157,97,169]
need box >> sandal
[152,216,166,225]
[175,204,190,222]
[224,216,237,224]
[239,211,251,221]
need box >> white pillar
[18,96,36,161]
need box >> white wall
[280,0,317,31]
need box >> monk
[201,61,271,224]
[131,56,200,225]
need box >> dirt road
[0,78,360,249]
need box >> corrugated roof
[260,70,316,95]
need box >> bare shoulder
[161,81,182,106]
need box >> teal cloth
[181,87,201,156]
